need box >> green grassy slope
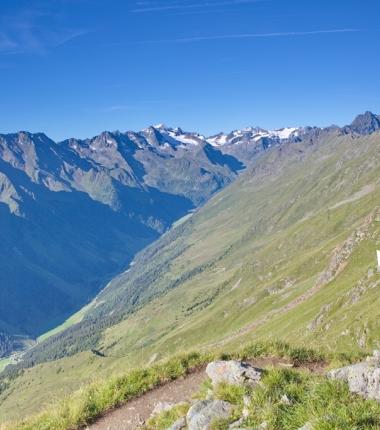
[2,131,380,422]
[0,343,373,430]
[90,130,380,356]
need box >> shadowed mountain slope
[0,129,244,341]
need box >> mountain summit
[346,111,380,135]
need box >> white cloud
[132,0,262,13]
[0,8,86,55]
[136,28,363,44]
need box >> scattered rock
[187,399,233,430]
[316,214,373,288]
[307,304,331,331]
[328,351,380,401]
[166,416,186,430]
[280,394,292,405]
[298,423,313,430]
[242,395,250,417]
[206,360,263,387]
[151,401,174,417]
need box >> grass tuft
[144,402,189,430]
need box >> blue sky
[0,0,379,140]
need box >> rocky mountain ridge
[0,128,243,342]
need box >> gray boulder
[328,351,380,401]
[298,423,313,430]
[167,416,186,430]
[206,360,263,387]
[187,399,233,430]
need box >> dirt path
[87,358,324,430]
[87,369,206,430]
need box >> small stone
[280,394,292,405]
[298,423,313,430]
[243,395,250,407]
[151,402,174,417]
[241,395,250,418]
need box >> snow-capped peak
[153,123,167,130]
[141,123,301,149]
[270,127,299,139]
[140,124,207,149]
[207,126,300,146]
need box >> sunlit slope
[2,131,380,422]
[95,131,380,359]
[26,131,380,363]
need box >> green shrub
[214,382,246,406]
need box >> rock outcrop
[186,399,233,430]
[206,360,263,387]
[328,351,380,401]
[157,361,266,429]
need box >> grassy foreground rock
[2,341,377,430]
[142,356,380,430]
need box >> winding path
[87,369,205,430]
[86,358,324,430]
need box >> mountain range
[0,126,243,344]
[1,111,379,346]
[1,111,380,421]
